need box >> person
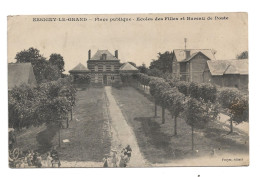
[103,156,108,167]
[119,154,125,167]
[46,152,52,168]
[124,145,132,158]
[36,153,42,168]
[111,151,118,167]
[32,151,38,166]
[51,146,61,167]
[27,151,33,167]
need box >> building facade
[172,49,216,83]
[87,50,121,86]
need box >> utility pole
[184,38,187,50]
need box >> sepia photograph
[7,13,249,168]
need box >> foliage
[9,77,76,130]
[147,68,164,78]
[120,73,133,85]
[162,88,185,119]
[218,87,249,126]
[230,95,249,124]
[199,83,217,103]
[175,81,190,96]
[149,51,173,73]
[137,64,148,74]
[15,47,42,63]
[73,74,91,85]
[15,47,63,84]
[49,53,65,74]
[8,84,40,129]
[185,98,219,129]
[236,51,248,59]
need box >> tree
[8,84,41,130]
[236,51,248,59]
[218,88,248,133]
[185,98,219,151]
[49,53,65,74]
[138,63,148,74]
[15,48,61,84]
[163,88,185,135]
[120,73,133,86]
[147,68,164,78]
[149,78,171,123]
[149,51,173,73]
[149,77,165,118]
[15,47,42,63]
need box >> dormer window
[101,54,107,60]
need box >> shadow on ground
[134,117,182,163]
[36,124,59,154]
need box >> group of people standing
[103,145,132,168]
[9,146,61,168]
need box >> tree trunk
[59,127,61,147]
[70,107,73,121]
[66,116,69,128]
[174,115,177,136]
[154,102,157,117]
[230,117,233,133]
[191,125,194,151]
[162,107,165,124]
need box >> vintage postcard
[8,13,248,168]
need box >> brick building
[87,50,121,86]
[172,49,216,82]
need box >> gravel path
[104,86,148,167]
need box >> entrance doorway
[103,75,107,85]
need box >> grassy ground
[111,86,249,164]
[53,87,111,162]
[15,87,111,164]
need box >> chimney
[185,50,191,58]
[88,50,91,60]
[115,50,118,59]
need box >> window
[111,65,114,71]
[94,65,98,71]
[101,54,107,60]
[95,75,98,83]
[103,65,106,71]
[111,76,114,80]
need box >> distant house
[172,49,216,82]
[203,59,248,89]
[8,63,37,90]
[69,63,90,76]
[119,62,139,73]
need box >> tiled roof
[119,62,138,71]
[69,63,90,73]
[207,59,248,76]
[8,63,37,89]
[173,49,216,62]
[90,50,118,60]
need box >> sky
[7,13,248,73]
